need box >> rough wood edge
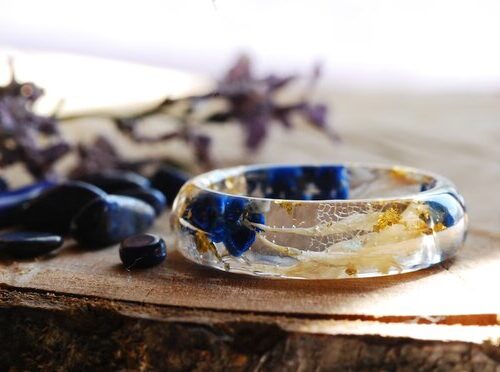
[1,286,499,336]
[1,284,499,326]
[0,286,499,370]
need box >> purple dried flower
[302,103,328,128]
[0,62,70,179]
[210,54,334,150]
[5,54,335,180]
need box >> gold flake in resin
[223,175,247,195]
[433,222,446,232]
[275,201,301,216]
[373,208,403,232]
[389,167,415,184]
[413,220,433,235]
[194,231,221,260]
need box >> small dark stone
[78,170,150,194]
[22,181,107,234]
[0,181,56,228]
[150,166,190,206]
[71,195,155,248]
[119,233,167,269]
[0,177,8,191]
[0,231,63,258]
[117,188,166,216]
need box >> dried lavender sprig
[2,55,335,180]
[0,60,70,179]
[61,55,335,160]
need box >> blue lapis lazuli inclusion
[184,165,460,257]
[186,166,350,256]
[187,193,265,256]
[425,193,462,228]
[247,165,350,201]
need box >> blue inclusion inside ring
[185,193,265,256]
[420,180,435,192]
[185,165,350,257]
[246,165,350,201]
[425,193,462,228]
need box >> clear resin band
[171,164,467,279]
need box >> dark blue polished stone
[0,231,63,258]
[187,193,265,256]
[119,233,167,269]
[77,170,150,194]
[150,166,190,206]
[21,181,107,234]
[116,187,166,216]
[0,181,56,228]
[0,177,8,192]
[71,195,155,248]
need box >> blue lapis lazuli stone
[78,170,150,194]
[223,222,256,257]
[22,181,107,234]
[0,180,56,227]
[311,166,349,200]
[187,193,265,257]
[119,233,167,269]
[150,166,190,206]
[264,167,305,199]
[0,177,8,192]
[118,187,167,216]
[189,193,226,242]
[224,198,247,223]
[425,194,460,227]
[246,166,349,200]
[420,180,436,192]
[71,195,155,248]
[0,231,63,258]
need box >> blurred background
[2,0,500,91]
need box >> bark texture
[0,300,499,371]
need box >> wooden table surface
[0,54,499,370]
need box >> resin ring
[171,164,467,279]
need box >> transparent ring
[171,163,467,279]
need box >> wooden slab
[2,93,500,318]
[0,217,498,318]
[1,55,499,353]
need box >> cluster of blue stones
[186,165,350,257]
[186,193,265,256]
[0,168,189,266]
[246,165,350,200]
